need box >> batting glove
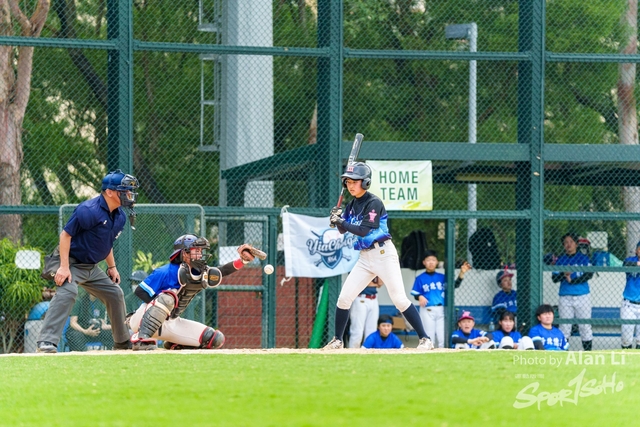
[330,206,342,217]
[329,213,344,226]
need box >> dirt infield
[1,347,457,357]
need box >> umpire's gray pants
[38,264,128,346]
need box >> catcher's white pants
[129,303,207,347]
[348,295,379,348]
[558,294,593,341]
[337,241,412,312]
[621,299,640,347]
[419,305,445,348]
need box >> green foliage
[133,250,165,273]
[0,239,48,353]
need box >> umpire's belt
[361,240,388,252]
[625,298,640,305]
[359,294,377,300]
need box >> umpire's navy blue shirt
[64,195,125,264]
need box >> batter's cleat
[113,340,132,350]
[322,337,344,350]
[36,341,58,353]
[417,337,435,351]
[132,339,157,351]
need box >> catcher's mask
[170,234,211,270]
[102,169,139,208]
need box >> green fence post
[266,214,278,348]
[516,0,545,331]
[107,0,134,284]
[445,219,456,347]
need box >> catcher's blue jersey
[342,192,391,251]
[554,253,591,296]
[528,324,569,351]
[138,263,180,299]
[623,256,640,302]
[411,271,446,306]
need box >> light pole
[446,23,477,265]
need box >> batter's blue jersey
[138,262,180,299]
[362,331,404,349]
[623,256,640,302]
[554,253,591,296]
[491,290,517,314]
[451,328,487,349]
[491,329,522,344]
[411,271,446,306]
[528,324,569,351]
[342,192,392,251]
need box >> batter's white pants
[348,295,379,348]
[128,303,208,347]
[620,299,640,347]
[419,305,445,348]
[558,294,593,341]
[337,241,412,313]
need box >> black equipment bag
[400,230,428,270]
[468,228,501,270]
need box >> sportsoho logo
[307,229,358,269]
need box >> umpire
[37,169,139,353]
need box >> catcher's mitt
[239,244,267,261]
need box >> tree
[0,0,50,243]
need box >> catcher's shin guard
[137,292,177,339]
[200,327,225,349]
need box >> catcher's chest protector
[174,263,207,318]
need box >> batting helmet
[101,169,139,208]
[341,162,372,190]
[169,234,211,266]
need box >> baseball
[264,264,274,275]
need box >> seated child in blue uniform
[451,311,494,349]
[490,311,523,349]
[491,270,517,323]
[361,314,404,349]
[527,304,569,351]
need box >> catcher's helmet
[169,234,211,269]
[341,162,372,190]
[101,169,139,207]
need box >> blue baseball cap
[496,270,514,286]
[636,241,640,249]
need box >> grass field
[1,349,638,427]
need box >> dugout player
[127,234,257,350]
[37,169,139,353]
[323,162,434,350]
[527,304,568,351]
[552,232,593,351]
[621,241,640,349]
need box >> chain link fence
[2,0,640,352]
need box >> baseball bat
[330,133,364,228]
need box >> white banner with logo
[366,160,432,210]
[282,212,360,278]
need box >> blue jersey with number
[411,271,446,306]
[528,324,568,351]
[137,262,179,299]
[491,290,517,314]
[623,256,640,302]
[451,328,487,349]
[342,192,391,251]
[554,252,591,296]
[362,331,404,349]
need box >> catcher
[127,234,265,351]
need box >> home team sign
[366,160,433,211]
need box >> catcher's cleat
[322,337,343,350]
[132,339,157,351]
[417,337,435,351]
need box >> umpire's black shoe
[36,341,58,353]
[113,340,132,350]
